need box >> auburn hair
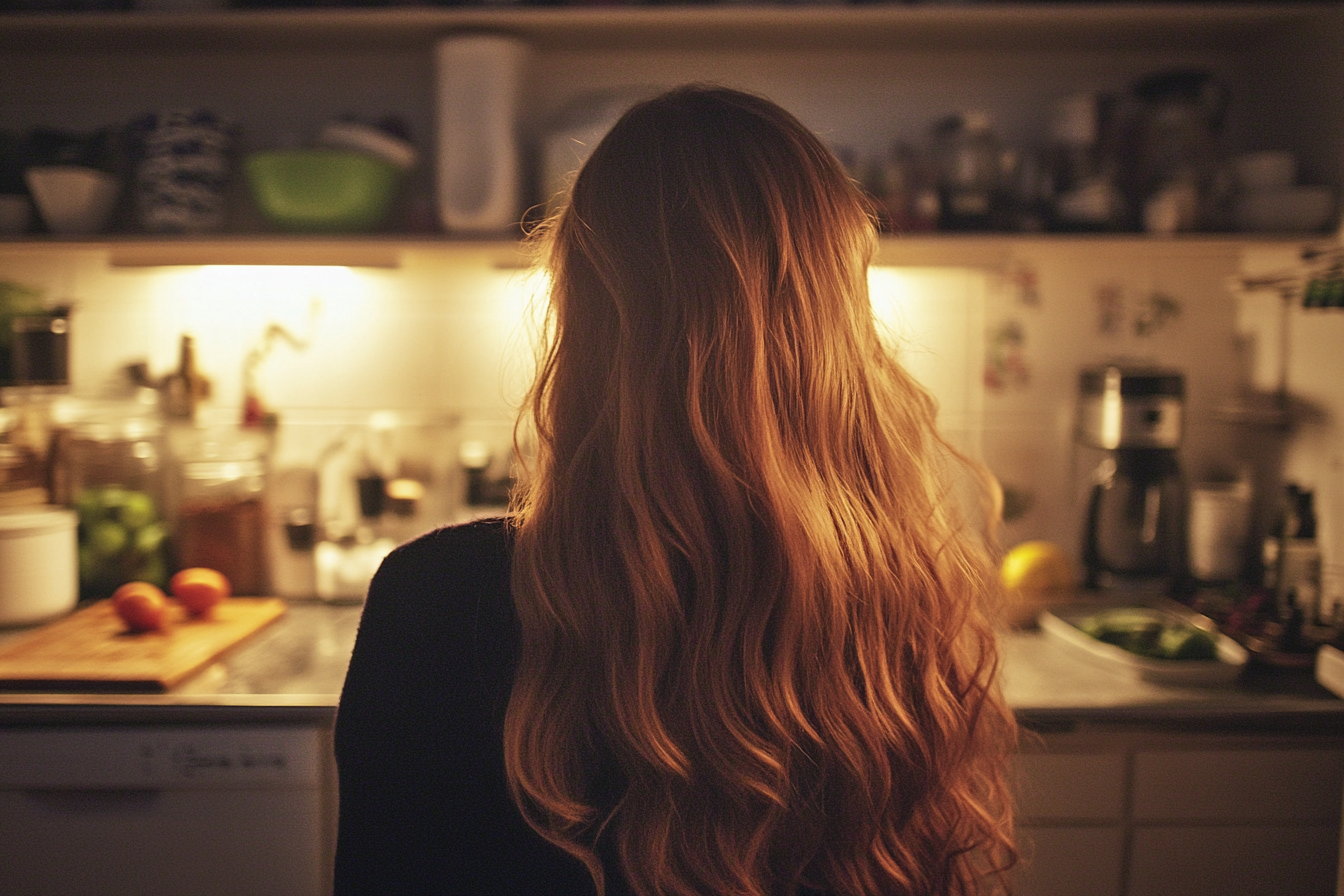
[505,85,1017,896]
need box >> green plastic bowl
[244,149,402,233]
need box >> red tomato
[112,582,168,633]
[169,567,231,617]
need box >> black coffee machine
[1077,365,1186,589]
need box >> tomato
[112,581,168,633]
[169,567,231,617]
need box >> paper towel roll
[434,34,529,235]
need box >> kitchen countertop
[0,599,1340,731]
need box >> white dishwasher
[0,723,329,896]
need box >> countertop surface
[0,599,1340,731]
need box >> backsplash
[2,236,1333,601]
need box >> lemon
[1000,541,1077,627]
[1000,540,1076,594]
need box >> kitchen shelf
[0,234,532,268]
[0,2,1334,53]
[0,232,1325,270]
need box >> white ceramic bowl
[25,165,120,235]
[1234,185,1336,233]
[318,121,418,171]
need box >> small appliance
[1077,364,1186,589]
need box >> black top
[333,518,600,896]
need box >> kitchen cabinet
[0,606,1341,896]
[0,2,1340,254]
[1014,731,1344,896]
[0,722,336,896]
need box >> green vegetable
[1079,609,1220,661]
[72,484,168,597]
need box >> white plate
[1039,600,1248,687]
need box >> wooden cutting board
[0,597,287,692]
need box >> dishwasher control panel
[0,724,322,789]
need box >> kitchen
[0,2,1343,895]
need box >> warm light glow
[140,264,383,408]
[868,265,922,344]
[867,264,986,452]
[493,266,550,408]
[1100,366,1123,450]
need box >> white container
[433,34,529,234]
[539,88,654,213]
[24,165,119,235]
[0,505,77,627]
[1187,481,1252,583]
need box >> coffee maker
[1077,365,1186,589]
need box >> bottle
[931,111,1000,232]
[1266,483,1322,624]
[160,334,211,422]
[1046,93,1125,232]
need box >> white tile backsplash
[1,239,1325,575]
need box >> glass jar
[171,427,270,596]
[55,400,169,599]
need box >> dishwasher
[0,723,330,896]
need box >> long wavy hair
[505,85,1017,896]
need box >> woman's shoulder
[357,516,516,644]
[373,516,512,591]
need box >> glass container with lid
[54,398,169,599]
[170,426,270,596]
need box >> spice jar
[55,399,169,599]
[171,428,269,596]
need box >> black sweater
[333,518,600,896]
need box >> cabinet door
[0,788,325,896]
[1016,752,1126,822]
[1131,749,1344,824]
[1016,825,1125,896]
[1128,824,1340,896]
[1013,752,1127,896]
[1128,748,1344,896]
[0,724,328,896]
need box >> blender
[1077,365,1186,590]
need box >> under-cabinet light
[107,241,401,269]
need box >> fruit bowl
[243,149,402,233]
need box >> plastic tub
[0,506,77,627]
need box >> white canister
[433,33,529,234]
[0,505,78,626]
[1187,481,1252,583]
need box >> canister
[0,505,77,626]
[172,428,270,596]
[57,400,169,598]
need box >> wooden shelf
[0,231,1324,270]
[0,3,1333,53]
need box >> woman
[335,85,1017,896]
